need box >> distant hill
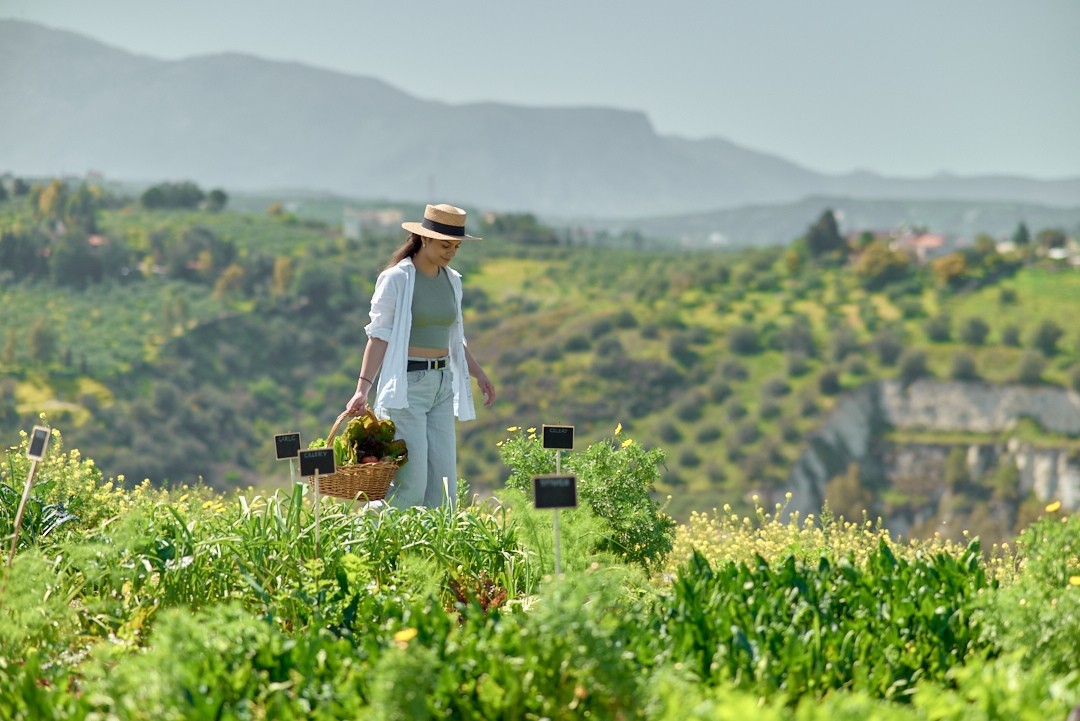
[617,196,1080,248]
[2,19,1079,218]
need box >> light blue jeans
[386,365,457,509]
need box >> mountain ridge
[2,19,1078,218]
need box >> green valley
[3,177,1080,546]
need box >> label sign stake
[5,426,51,575]
[275,432,302,487]
[299,447,336,562]
[533,473,577,576]
[538,425,575,575]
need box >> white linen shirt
[364,257,477,421]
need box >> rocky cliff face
[879,381,1080,435]
[782,380,1080,530]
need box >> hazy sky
[3,0,1078,179]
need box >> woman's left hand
[476,372,496,407]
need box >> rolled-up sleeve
[365,270,399,341]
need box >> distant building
[892,231,950,264]
[343,207,404,241]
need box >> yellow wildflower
[614,423,622,436]
[1070,576,1080,587]
[621,438,633,448]
[526,427,536,433]
[506,426,520,432]
[393,628,418,647]
[1046,500,1062,513]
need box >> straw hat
[402,204,481,241]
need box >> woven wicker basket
[308,411,398,502]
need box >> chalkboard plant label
[27,425,50,461]
[541,425,574,450]
[274,432,301,460]
[532,474,577,509]
[299,447,336,477]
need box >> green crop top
[410,267,455,348]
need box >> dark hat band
[422,217,466,237]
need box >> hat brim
[402,221,481,241]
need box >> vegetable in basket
[311,413,408,467]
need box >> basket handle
[327,408,379,444]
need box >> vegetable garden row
[1,425,1079,720]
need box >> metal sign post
[536,424,576,576]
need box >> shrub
[1016,350,1045,385]
[675,391,706,422]
[669,333,698,367]
[761,375,791,398]
[658,421,683,444]
[1030,319,1064,356]
[798,389,820,417]
[707,378,733,403]
[678,447,702,468]
[844,355,869,377]
[859,298,881,331]
[612,309,638,329]
[818,367,842,395]
[897,348,930,386]
[720,359,749,381]
[830,326,861,362]
[898,298,925,319]
[871,328,904,366]
[958,316,990,346]
[778,316,817,358]
[758,400,782,420]
[734,421,761,445]
[949,351,980,381]
[727,324,762,355]
[589,316,615,337]
[923,313,951,343]
[976,511,1080,676]
[564,333,592,352]
[539,343,562,362]
[785,351,810,378]
[500,427,675,569]
[594,335,624,358]
[696,424,722,443]
[1001,324,1022,347]
[724,398,748,422]
[778,417,801,442]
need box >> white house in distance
[892,231,950,264]
[343,207,404,241]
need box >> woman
[345,203,495,509]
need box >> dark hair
[385,233,424,270]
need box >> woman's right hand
[345,391,368,416]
